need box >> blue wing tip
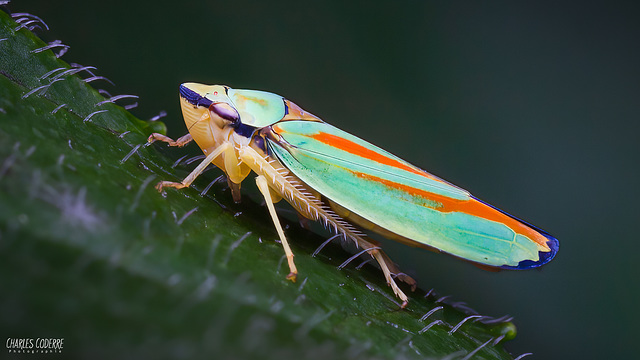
[501,232,559,270]
[469,195,559,270]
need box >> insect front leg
[147,133,193,147]
[255,174,298,282]
[156,142,231,191]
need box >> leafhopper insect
[149,83,559,307]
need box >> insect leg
[226,178,242,203]
[239,146,409,306]
[156,142,231,191]
[147,133,193,147]
[352,237,409,307]
[223,145,244,203]
[369,249,408,308]
[255,174,298,282]
[379,251,417,291]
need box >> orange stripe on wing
[352,171,550,251]
[307,131,446,183]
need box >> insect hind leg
[255,174,298,282]
[372,250,408,308]
[353,238,410,308]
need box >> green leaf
[0,9,517,359]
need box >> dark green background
[12,1,640,359]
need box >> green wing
[268,120,557,269]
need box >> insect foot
[155,181,185,192]
[286,271,298,283]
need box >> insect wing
[227,89,286,127]
[268,120,558,269]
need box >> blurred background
[14,0,640,358]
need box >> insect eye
[209,102,240,123]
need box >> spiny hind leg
[147,133,193,147]
[378,251,417,291]
[255,175,298,282]
[371,249,408,308]
[156,143,231,192]
[354,237,411,308]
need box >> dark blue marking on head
[469,195,559,270]
[180,84,212,108]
